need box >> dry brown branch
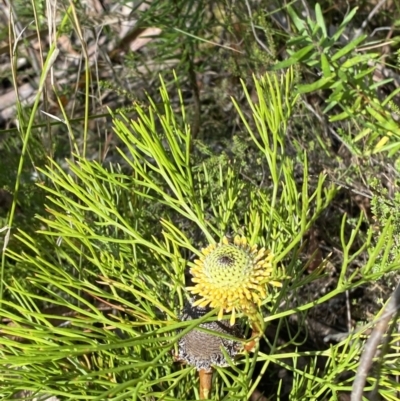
[351,283,400,401]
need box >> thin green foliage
[0,71,297,397]
[273,4,400,156]
[1,66,400,400]
[2,2,400,399]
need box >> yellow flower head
[187,235,281,325]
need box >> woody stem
[199,368,213,399]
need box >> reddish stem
[244,322,262,352]
[199,368,213,399]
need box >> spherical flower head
[187,235,281,325]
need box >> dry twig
[351,283,400,401]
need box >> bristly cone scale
[176,303,243,372]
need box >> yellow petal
[230,308,236,326]
[192,298,210,308]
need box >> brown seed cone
[177,301,243,372]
